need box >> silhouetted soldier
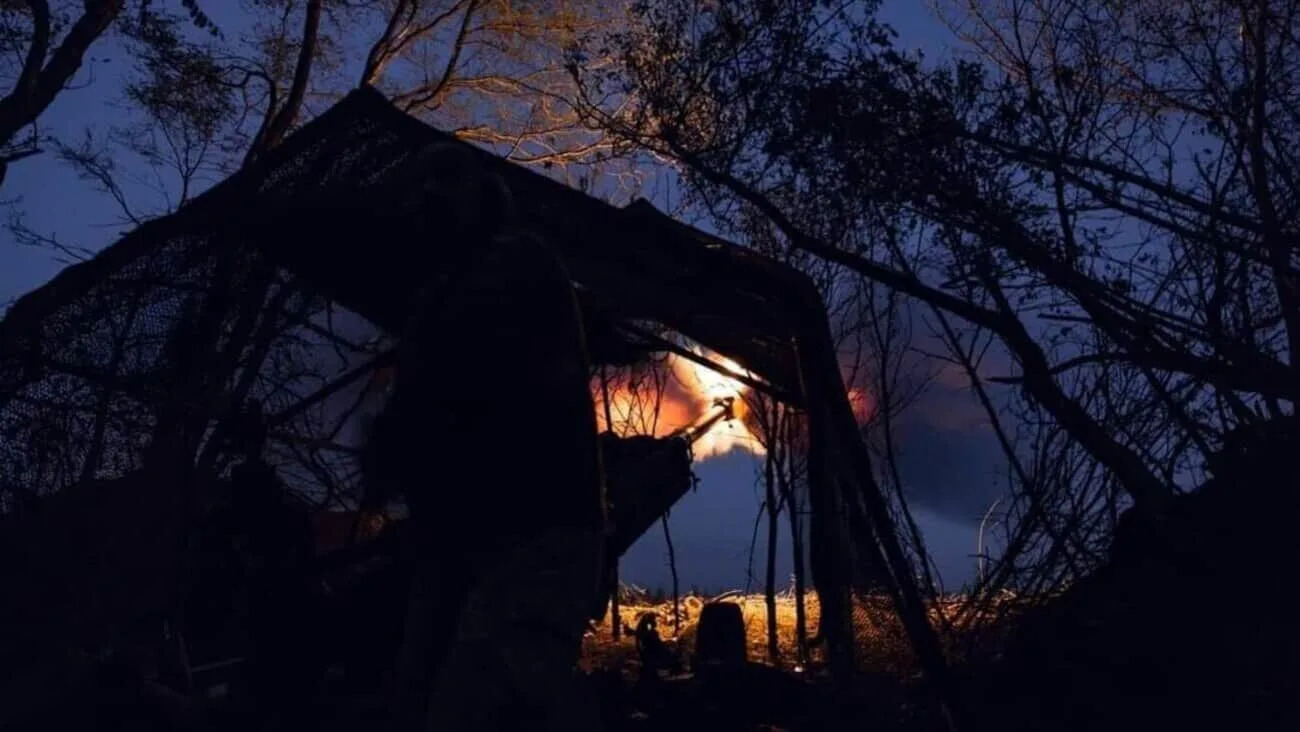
[218,402,319,730]
[633,613,681,683]
[367,147,607,731]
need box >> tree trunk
[599,365,621,641]
[782,436,809,666]
[610,559,621,641]
[804,411,853,679]
[662,512,680,635]
[0,1,124,157]
[246,0,323,162]
[764,441,780,665]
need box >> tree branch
[0,0,123,149]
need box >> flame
[593,381,694,438]
[593,346,765,461]
[590,347,880,461]
[668,348,765,460]
[369,343,872,464]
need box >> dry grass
[581,589,1038,678]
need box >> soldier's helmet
[408,140,516,242]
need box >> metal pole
[977,499,1002,586]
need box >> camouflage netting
[0,87,940,683]
[0,238,385,509]
[0,87,829,520]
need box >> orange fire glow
[367,343,874,465]
[593,346,766,461]
[669,348,766,460]
[591,347,881,462]
[847,386,875,425]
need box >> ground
[578,590,1029,731]
[10,590,1029,732]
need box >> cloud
[932,360,975,390]
[911,388,991,433]
[907,505,984,590]
[888,383,1008,523]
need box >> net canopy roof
[1,86,824,410]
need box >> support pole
[778,260,967,726]
[792,339,855,680]
[796,320,969,732]
[599,365,622,642]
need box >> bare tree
[0,0,123,187]
[592,346,674,436]
[729,202,944,666]
[74,0,636,208]
[0,1,229,188]
[573,0,1299,578]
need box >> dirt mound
[980,419,1300,731]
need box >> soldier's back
[395,232,602,547]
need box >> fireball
[667,348,765,459]
[593,345,765,461]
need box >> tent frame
[0,86,963,728]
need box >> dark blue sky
[0,1,1004,592]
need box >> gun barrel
[670,397,736,444]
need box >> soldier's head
[411,140,516,250]
[398,146,522,343]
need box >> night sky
[0,1,1007,592]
